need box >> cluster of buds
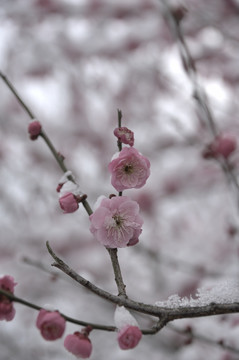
[19,121,146,356]
[0,277,142,357]
[36,309,92,358]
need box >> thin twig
[0,288,115,331]
[0,287,163,335]
[0,71,93,216]
[158,0,239,206]
[169,323,239,355]
[117,109,123,196]
[106,248,127,298]
[117,109,123,152]
[0,71,35,119]
[22,256,61,279]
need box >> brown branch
[0,71,35,119]
[0,71,93,216]
[106,248,127,298]
[0,288,115,332]
[0,287,165,335]
[46,241,239,322]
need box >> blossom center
[112,214,124,227]
[123,164,134,174]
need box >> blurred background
[1,0,239,359]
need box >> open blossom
[114,306,142,350]
[89,196,143,248]
[108,147,150,192]
[114,127,134,147]
[64,330,92,358]
[0,275,17,321]
[36,309,66,341]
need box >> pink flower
[108,147,150,192]
[114,306,142,350]
[0,275,17,321]
[117,325,142,350]
[28,120,42,140]
[212,133,237,158]
[59,192,79,213]
[64,331,92,358]
[114,127,134,147]
[36,309,66,341]
[89,196,143,248]
[203,133,237,159]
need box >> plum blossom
[203,133,237,159]
[89,196,143,248]
[59,192,79,213]
[28,120,42,140]
[36,309,66,341]
[114,306,142,350]
[212,133,237,158]
[117,325,142,350]
[108,147,150,192]
[114,127,134,146]
[0,275,17,321]
[64,329,92,358]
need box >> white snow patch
[114,306,139,329]
[155,280,239,308]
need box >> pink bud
[203,133,237,159]
[64,331,92,358]
[59,192,79,213]
[212,133,237,158]
[56,183,64,193]
[36,309,66,341]
[114,127,134,147]
[28,120,42,140]
[117,325,142,350]
[0,275,17,322]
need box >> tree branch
[106,248,127,298]
[158,0,239,206]
[46,241,239,322]
[0,288,115,332]
[169,323,239,355]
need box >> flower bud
[64,330,92,358]
[114,306,142,350]
[59,192,79,213]
[212,133,237,159]
[113,127,134,147]
[0,275,17,322]
[28,120,42,140]
[117,325,142,350]
[36,309,66,341]
[203,133,237,159]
